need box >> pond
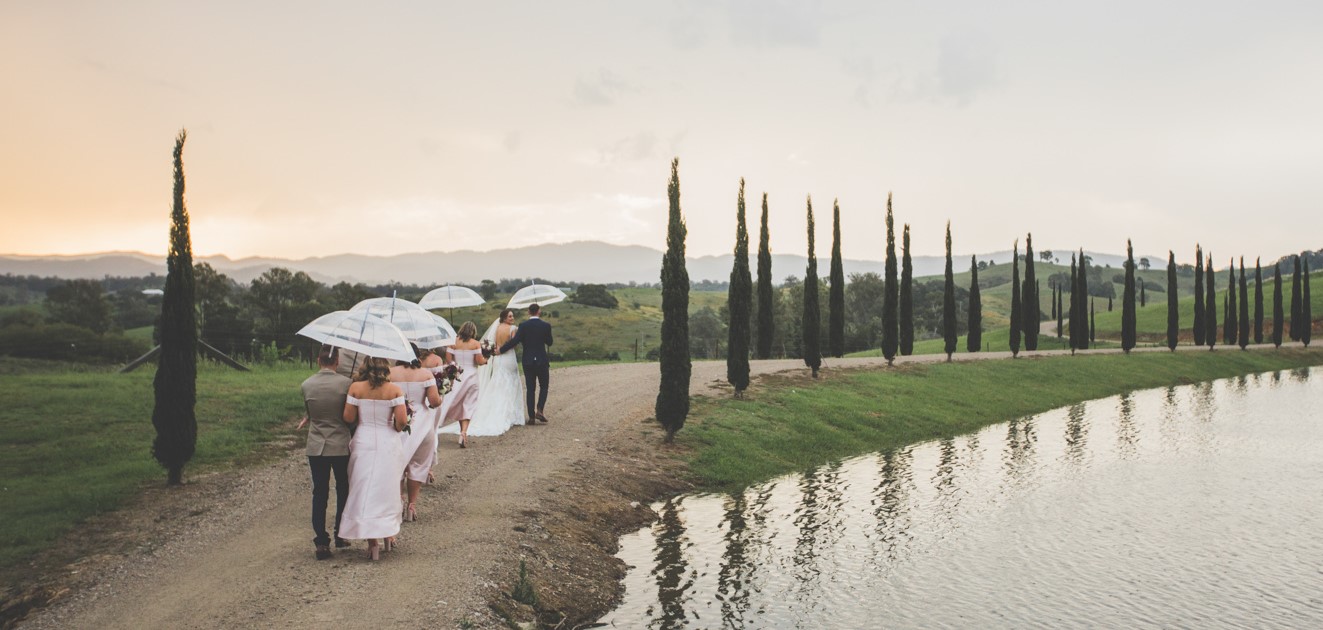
[601,368,1323,628]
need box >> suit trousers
[524,362,549,416]
[308,455,349,546]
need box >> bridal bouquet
[402,400,415,434]
[480,339,494,359]
[434,362,463,396]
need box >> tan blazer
[301,368,352,456]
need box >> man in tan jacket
[300,347,353,559]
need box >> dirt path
[16,344,1284,629]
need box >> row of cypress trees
[1188,247,1313,351]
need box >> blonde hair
[354,357,392,388]
[458,321,478,341]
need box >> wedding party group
[298,304,554,560]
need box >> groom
[500,303,553,424]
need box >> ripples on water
[602,368,1323,629]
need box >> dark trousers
[524,362,549,416]
[308,455,349,546]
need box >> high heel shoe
[384,537,397,552]
[405,503,417,522]
[367,540,380,561]
[459,436,467,449]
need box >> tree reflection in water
[649,498,691,630]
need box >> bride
[465,308,526,434]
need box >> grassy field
[680,348,1323,491]
[0,358,308,575]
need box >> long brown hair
[355,357,392,388]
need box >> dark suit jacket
[500,317,553,367]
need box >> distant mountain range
[0,241,1157,286]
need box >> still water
[601,368,1323,629]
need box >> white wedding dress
[438,319,526,437]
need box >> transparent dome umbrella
[350,296,454,349]
[506,284,568,309]
[427,312,458,347]
[419,285,486,309]
[296,310,416,363]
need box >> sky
[2,1,1321,264]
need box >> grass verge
[680,347,1323,492]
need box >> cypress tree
[1224,259,1237,346]
[1254,258,1264,344]
[1140,278,1147,308]
[943,222,956,361]
[803,197,821,377]
[1304,260,1313,347]
[828,199,845,357]
[1121,240,1137,353]
[726,179,752,396]
[1023,234,1039,351]
[1205,255,1217,351]
[656,158,691,442]
[899,224,914,356]
[1065,259,1075,350]
[1009,240,1022,358]
[1051,284,1057,321]
[1056,285,1064,339]
[1108,294,1113,312]
[1290,256,1303,341]
[1193,245,1205,346]
[755,193,774,359]
[967,256,981,353]
[152,129,198,485]
[1238,258,1249,350]
[1273,263,1284,348]
[881,194,898,365]
[1167,251,1178,351]
[1077,247,1090,351]
[1090,298,1096,346]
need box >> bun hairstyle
[458,321,478,341]
[355,357,392,388]
[396,343,423,369]
[499,308,516,324]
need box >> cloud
[935,33,998,106]
[572,68,636,107]
[726,0,822,48]
[598,132,658,165]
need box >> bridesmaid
[391,347,441,522]
[442,322,486,448]
[339,357,408,560]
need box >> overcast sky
[3,1,1320,263]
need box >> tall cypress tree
[656,158,691,442]
[803,197,821,377]
[1077,247,1090,350]
[943,222,956,361]
[1065,260,1075,350]
[1224,259,1237,345]
[1254,258,1264,344]
[1090,298,1096,346]
[1051,284,1058,321]
[899,224,914,356]
[1273,263,1284,348]
[152,130,198,485]
[1193,245,1205,346]
[1304,260,1313,347]
[1290,255,1303,341]
[1009,240,1022,358]
[1238,258,1249,350]
[755,193,774,359]
[828,200,845,357]
[726,179,752,396]
[1140,279,1147,308]
[881,194,898,365]
[1023,234,1039,351]
[1056,285,1064,339]
[1205,255,1217,351]
[967,256,981,353]
[1167,251,1179,351]
[1122,239,1137,353]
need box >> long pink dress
[338,395,405,540]
[441,348,481,425]
[398,379,440,483]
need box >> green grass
[680,347,1323,491]
[0,359,308,575]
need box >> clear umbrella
[350,297,454,349]
[419,285,486,310]
[427,312,458,347]
[296,311,415,362]
[507,284,568,309]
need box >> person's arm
[425,383,441,408]
[474,345,488,366]
[545,322,553,348]
[342,384,360,424]
[499,327,521,354]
